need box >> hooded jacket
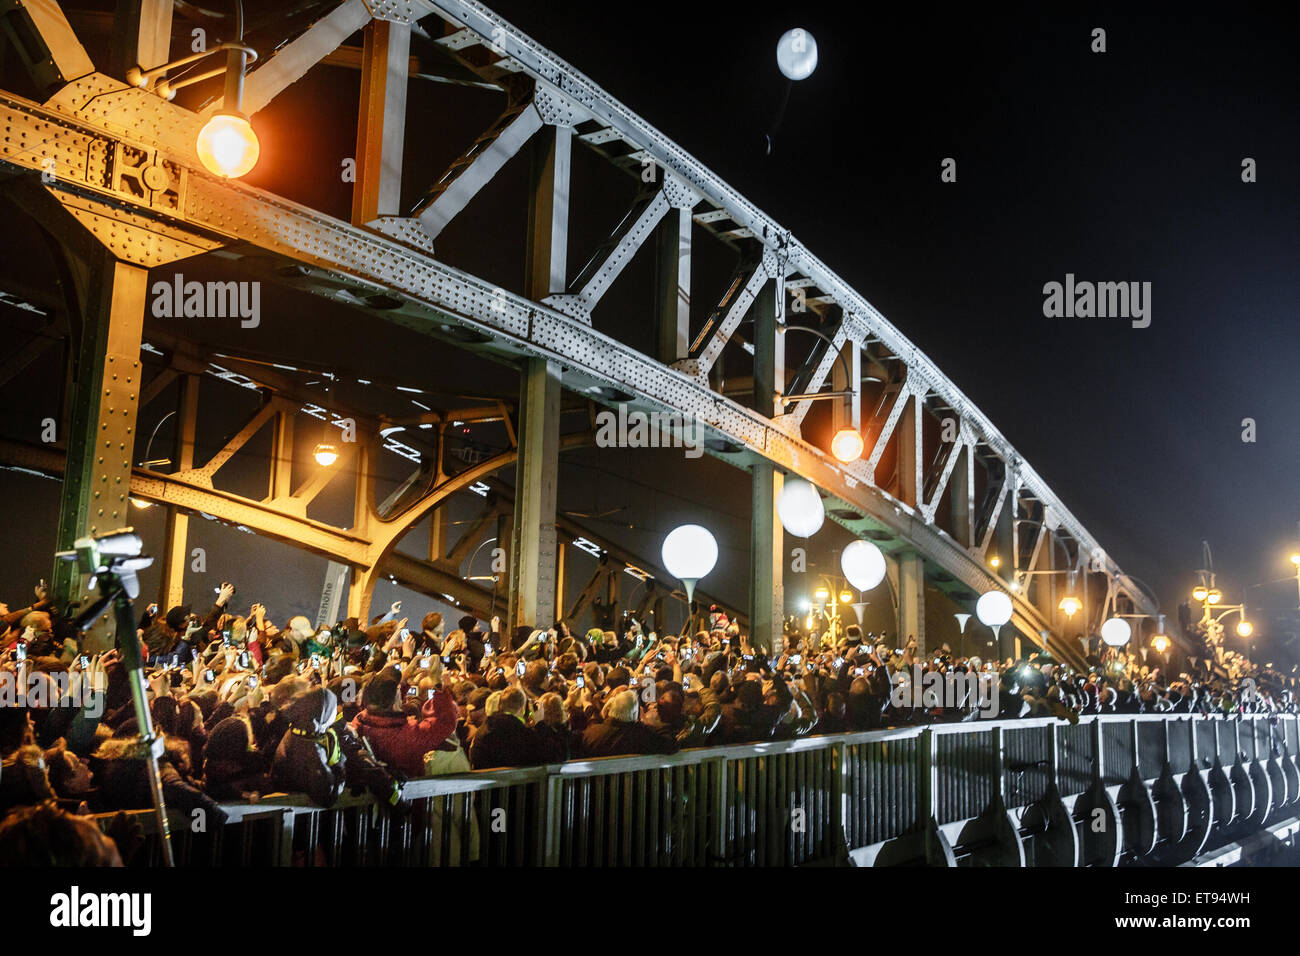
[350,688,457,777]
[272,687,345,807]
[88,735,226,824]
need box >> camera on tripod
[56,528,154,599]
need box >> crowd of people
[1,577,1295,863]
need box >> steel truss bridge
[0,0,1156,661]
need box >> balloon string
[763,78,794,156]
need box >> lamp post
[126,14,261,179]
[776,324,862,463]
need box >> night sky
[0,2,1296,653]
[483,0,1300,620]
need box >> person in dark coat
[203,716,271,800]
[88,729,226,825]
[532,692,578,763]
[717,680,779,744]
[272,687,345,807]
[469,688,542,769]
[581,690,679,758]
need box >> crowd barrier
[88,714,1300,867]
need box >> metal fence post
[543,772,564,866]
[710,755,729,866]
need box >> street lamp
[1150,633,1171,654]
[1192,585,1209,602]
[1236,620,1253,638]
[126,32,261,179]
[830,427,865,464]
[313,442,339,467]
[1058,595,1082,617]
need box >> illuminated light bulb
[314,442,339,467]
[196,111,260,178]
[839,590,853,605]
[1236,620,1253,638]
[988,555,1001,569]
[130,497,152,509]
[1192,586,1208,602]
[830,427,864,463]
[814,585,830,602]
[1150,634,1170,653]
[1058,595,1081,618]
[1206,589,1223,605]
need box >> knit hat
[362,671,400,712]
[165,605,191,631]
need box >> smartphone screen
[576,674,585,688]
[246,676,258,689]
[204,669,215,682]
[15,644,27,662]
[79,655,89,669]
[484,642,493,656]
[442,656,452,665]
[515,661,526,676]
[420,658,431,669]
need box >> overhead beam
[212,0,373,116]
[351,18,410,225]
[0,0,95,91]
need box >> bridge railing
[87,713,1300,867]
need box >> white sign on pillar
[316,561,350,628]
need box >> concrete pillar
[506,122,570,635]
[508,359,561,633]
[892,391,926,654]
[899,553,925,656]
[52,254,148,605]
[749,276,784,653]
[351,19,410,225]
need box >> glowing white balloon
[776,478,824,538]
[661,525,719,583]
[840,540,886,592]
[776,28,818,81]
[975,590,1013,628]
[1100,617,1132,647]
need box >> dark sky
[484,0,1300,617]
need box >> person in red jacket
[350,667,458,777]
